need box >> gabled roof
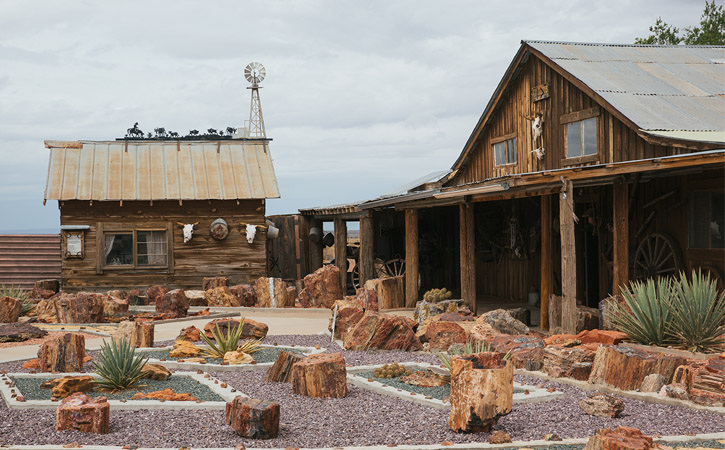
[44,140,280,201]
[452,41,725,174]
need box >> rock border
[0,371,241,410]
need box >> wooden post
[540,195,552,330]
[405,209,419,308]
[359,212,375,287]
[459,203,477,314]
[334,219,347,293]
[308,218,323,273]
[613,181,629,295]
[559,179,577,334]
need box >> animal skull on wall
[245,224,257,243]
[177,222,199,243]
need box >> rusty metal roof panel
[44,140,280,201]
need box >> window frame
[561,107,600,164]
[491,133,518,167]
[688,190,725,250]
[100,228,170,270]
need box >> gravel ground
[12,375,223,402]
[145,345,304,364]
[356,370,452,399]
[1,334,723,448]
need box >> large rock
[103,295,129,317]
[156,289,189,318]
[146,285,167,305]
[203,276,229,290]
[0,322,47,342]
[297,265,343,308]
[414,299,467,327]
[363,276,404,310]
[38,332,86,373]
[477,309,529,335]
[177,325,201,342]
[231,284,257,307]
[35,279,60,293]
[544,346,596,381]
[255,277,292,308]
[489,334,545,371]
[578,393,625,418]
[226,396,280,439]
[672,357,725,407]
[205,286,238,307]
[425,321,471,351]
[141,363,171,381]
[112,320,154,348]
[329,300,365,340]
[56,392,109,434]
[265,350,305,383]
[291,352,348,398]
[224,351,254,365]
[588,345,688,391]
[355,288,379,311]
[41,375,94,399]
[185,290,207,307]
[448,352,513,433]
[343,311,422,351]
[54,292,105,323]
[36,298,58,323]
[169,339,202,358]
[203,318,268,340]
[584,426,655,450]
[131,389,198,401]
[576,329,628,346]
[0,296,21,323]
[577,305,601,333]
[640,374,666,393]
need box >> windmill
[235,62,267,138]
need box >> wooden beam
[307,218,323,274]
[359,212,374,287]
[540,195,552,330]
[405,209,419,308]
[613,181,629,295]
[559,179,577,334]
[459,203,477,314]
[334,218,347,293]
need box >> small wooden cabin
[43,139,280,291]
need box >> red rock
[297,265,343,308]
[0,322,47,343]
[231,284,256,307]
[146,285,167,305]
[490,334,545,371]
[226,396,280,439]
[205,287,237,307]
[576,329,628,346]
[203,276,229,290]
[584,426,655,450]
[28,289,56,300]
[204,318,268,340]
[56,392,109,434]
[674,358,725,407]
[356,288,379,311]
[38,333,86,373]
[329,300,365,340]
[35,279,60,293]
[54,293,105,323]
[291,352,348,398]
[177,326,201,341]
[22,358,40,369]
[131,388,198,401]
[103,295,129,317]
[36,298,58,322]
[344,311,422,351]
[489,430,512,444]
[578,393,625,418]
[588,345,688,391]
[545,334,579,346]
[40,375,94,399]
[425,321,470,351]
[544,346,595,380]
[0,296,21,323]
[155,289,189,318]
[255,277,292,308]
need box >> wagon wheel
[632,233,683,281]
[382,258,406,278]
[351,264,361,290]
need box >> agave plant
[667,270,725,353]
[200,317,261,359]
[610,277,674,347]
[0,284,33,316]
[93,338,149,392]
[437,339,496,375]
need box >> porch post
[559,179,577,334]
[405,208,419,308]
[540,195,553,330]
[359,211,375,287]
[334,218,347,292]
[613,181,629,295]
[459,202,477,314]
[308,218,323,273]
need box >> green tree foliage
[635,1,725,45]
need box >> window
[566,117,597,158]
[689,192,725,249]
[103,230,168,268]
[493,138,517,166]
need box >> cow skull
[177,222,199,243]
[245,224,257,244]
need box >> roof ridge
[521,39,725,49]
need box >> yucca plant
[667,270,725,353]
[93,338,149,392]
[437,339,500,375]
[0,284,33,316]
[200,317,261,359]
[610,277,675,347]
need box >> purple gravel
[0,334,722,448]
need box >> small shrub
[437,339,496,375]
[93,338,149,392]
[611,277,675,347]
[200,317,261,359]
[667,270,725,353]
[0,284,33,316]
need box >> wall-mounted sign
[531,83,550,102]
[64,230,85,259]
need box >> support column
[308,218,323,274]
[359,212,375,288]
[613,181,629,295]
[405,209,419,308]
[540,195,553,330]
[459,202,477,314]
[559,179,577,334]
[334,219,347,293]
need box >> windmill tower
[236,62,267,138]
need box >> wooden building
[43,139,280,291]
[302,41,725,332]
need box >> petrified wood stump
[584,426,655,450]
[448,352,513,433]
[112,320,154,348]
[265,350,305,383]
[231,284,257,307]
[156,289,189,318]
[56,392,109,434]
[588,345,688,391]
[38,332,86,373]
[291,352,348,398]
[226,396,280,439]
[35,279,60,293]
[0,296,21,323]
[146,285,167,305]
[578,393,625,418]
[54,293,104,323]
[203,276,229,290]
[543,346,595,381]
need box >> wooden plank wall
[268,214,310,281]
[0,235,61,289]
[60,200,266,291]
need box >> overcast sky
[0,0,708,232]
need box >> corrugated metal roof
[526,41,725,136]
[44,140,280,201]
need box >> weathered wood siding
[60,200,266,291]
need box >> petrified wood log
[265,350,305,383]
[255,277,292,308]
[584,426,655,450]
[112,320,154,348]
[54,293,104,323]
[448,352,513,433]
[0,322,47,343]
[588,345,688,391]
[131,388,197,401]
[673,357,725,407]
[38,332,86,373]
[41,375,94,399]
[297,265,343,308]
[363,276,404,310]
[343,311,421,351]
[203,276,229,290]
[290,352,348,398]
[544,346,595,381]
[146,285,167,305]
[155,289,189,318]
[56,392,109,434]
[35,279,60,293]
[329,300,365,340]
[204,318,268,340]
[578,393,625,418]
[226,396,280,439]
[205,286,237,307]
[425,320,472,351]
[0,296,21,323]
[231,284,257,307]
